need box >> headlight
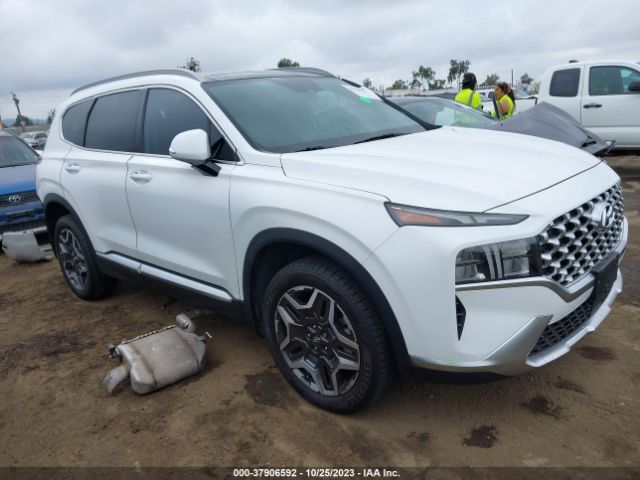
[385,203,528,227]
[455,238,541,284]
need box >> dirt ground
[0,157,639,469]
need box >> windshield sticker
[342,84,380,101]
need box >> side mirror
[628,80,640,92]
[169,129,211,166]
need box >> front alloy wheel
[263,256,394,413]
[275,286,360,396]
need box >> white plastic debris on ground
[1,231,52,262]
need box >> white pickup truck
[537,60,640,149]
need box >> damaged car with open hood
[390,96,613,155]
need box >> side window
[61,100,93,146]
[143,88,235,161]
[85,90,141,151]
[589,66,640,95]
[549,68,580,97]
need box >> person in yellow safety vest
[493,81,516,119]
[454,72,482,110]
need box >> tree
[277,58,300,68]
[46,109,55,125]
[411,66,435,90]
[416,66,435,84]
[528,81,541,95]
[390,79,408,90]
[520,73,533,85]
[428,79,446,90]
[447,59,471,88]
[484,73,500,86]
[410,74,422,89]
[362,78,373,89]
[13,114,33,127]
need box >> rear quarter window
[549,68,580,97]
[85,90,141,151]
[62,100,94,146]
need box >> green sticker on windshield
[359,96,372,104]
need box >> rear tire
[54,215,117,300]
[262,255,394,413]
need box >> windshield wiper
[353,132,407,144]
[294,146,329,152]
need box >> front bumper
[364,168,627,375]
[412,265,623,375]
[0,200,46,242]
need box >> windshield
[203,76,424,153]
[398,98,495,128]
[0,135,39,167]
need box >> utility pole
[511,69,514,87]
[11,92,25,131]
[179,57,201,72]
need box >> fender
[42,193,86,249]
[243,228,410,369]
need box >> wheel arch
[42,193,84,254]
[242,228,410,370]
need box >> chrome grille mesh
[529,298,594,357]
[537,183,624,286]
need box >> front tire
[54,215,117,300]
[262,256,394,413]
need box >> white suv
[37,68,627,412]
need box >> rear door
[61,90,142,256]
[545,67,583,122]
[125,87,239,295]
[581,64,640,147]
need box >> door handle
[128,170,153,183]
[64,163,81,174]
[583,103,602,109]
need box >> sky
[1,0,639,120]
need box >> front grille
[0,190,40,207]
[529,298,594,357]
[538,183,624,286]
[0,220,46,235]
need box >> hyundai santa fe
[37,68,627,412]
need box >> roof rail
[71,69,199,95]
[269,67,336,78]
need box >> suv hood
[0,164,37,196]
[280,127,600,212]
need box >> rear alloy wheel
[57,227,88,292]
[54,215,117,300]
[263,256,394,413]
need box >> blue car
[0,131,47,245]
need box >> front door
[125,87,239,296]
[581,65,640,147]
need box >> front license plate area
[591,253,618,313]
